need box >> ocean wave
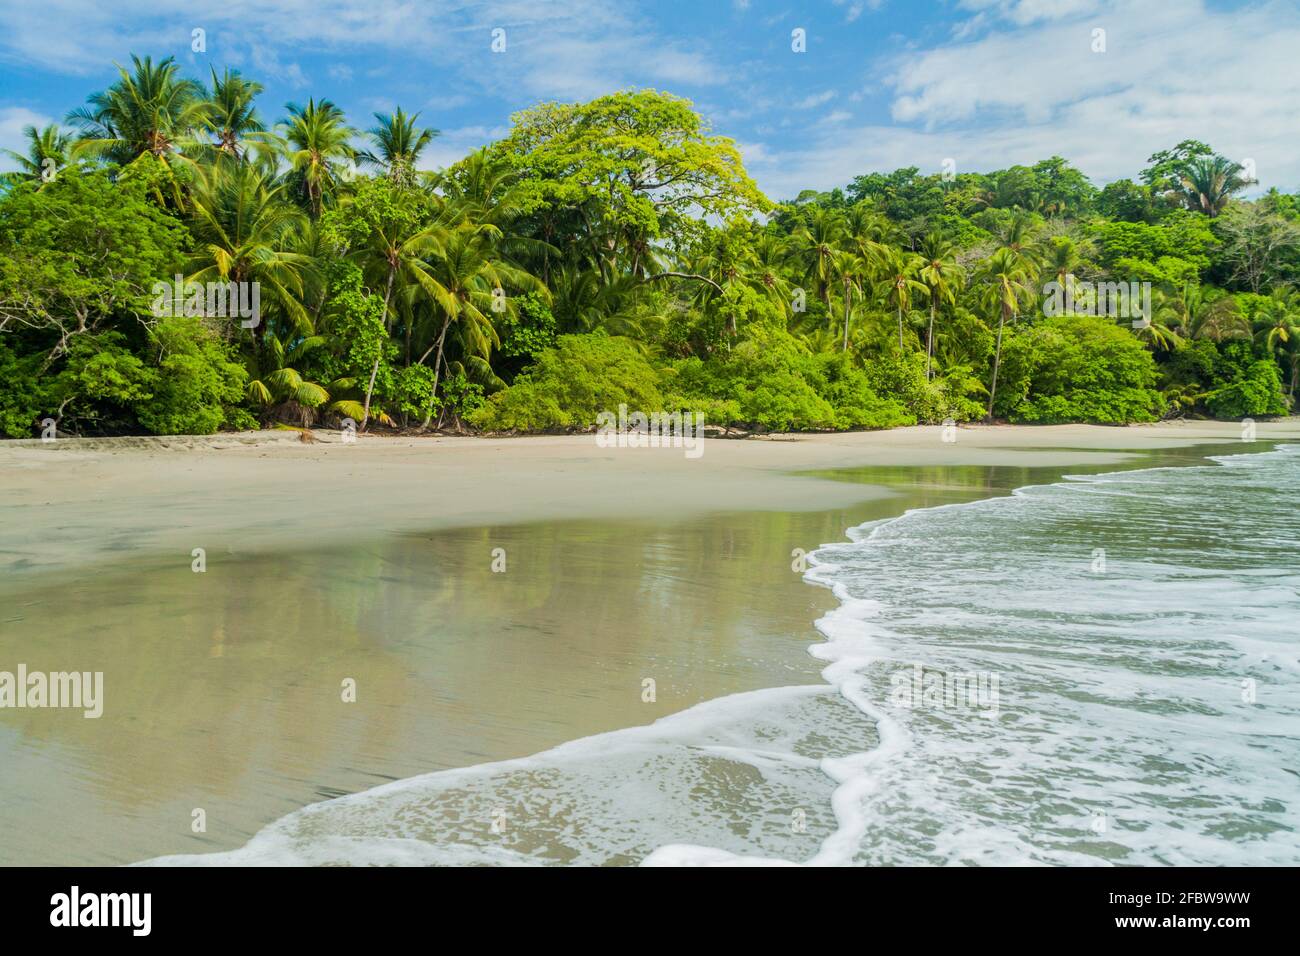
[141,445,1300,867]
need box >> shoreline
[4,420,1299,585]
[2,423,1299,865]
[138,437,1299,866]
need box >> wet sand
[1,421,1298,865]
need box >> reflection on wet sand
[0,445,1242,865]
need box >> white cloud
[0,1,725,102]
[796,90,836,109]
[957,0,1102,27]
[415,124,511,172]
[0,107,54,172]
[748,0,1300,198]
[832,0,884,23]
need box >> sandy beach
[2,420,1299,865]
[5,420,1300,580]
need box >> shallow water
[107,442,1299,867]
[3,470,983,866]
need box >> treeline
[1,55,1298,439]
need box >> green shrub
[469,332,663,431]
[863,351,984,423]
[134,318,247,435]
[666,326,911,431]
[1203,360,1287,418]
[1010,316,1164,423]
[0,344,46,438]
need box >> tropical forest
[2,55,1298,439]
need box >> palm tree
[0,124,72,186]
[1251,287,1300,358]
[185,162,318,338]
[1159,284,1248,341]
[1280,335,1300,405]
[841,203,895,261]
[749,232,795,310]
[438,150,560,295]
[789,207,847,316]
[245,332,372,426]
[1131,313,1182,351]
[359,107,438,186]
[994,209,1042,263]
[348,198,457,426]
[978,247,1036,421]
[875,247,927,351]
[549,266,646,339]
[281,99,356,217]
[686,226,789,337]
[831,249,867,352]
[1041,235,1091,293]
[66,54,206,203]
[917,233,964,378]
[200,68,279,163]
[412,224,547,428]
[1170,156,1255,217]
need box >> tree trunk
[986,310,1007,422]
[842,280,852,352]
[897,304,904,351]
[419,315,454,430]
[361,267,396,431]
[435,352,452,430]
[926,298,936,379]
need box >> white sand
[2,420,1297,577]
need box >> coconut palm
[185,162,318,338]
[1170,156,1255,217]
[841,203,895,260]
[1158,284,1248,341]
[978,247,1037,421]
[1131,312,1182,351]
[1041,235,1092,292]
[412,224,547,427]
[348,198,458,426]
[438,151,561,294]
[993,209,1043,264]
[66,54,206,203]
[1251,287,1300,356]
[280,99,356,217]
[875,247,928,351]
[681,222,803,339]
[1280,335,1300,404]
[831,249,876,352]
[0,124,73,186]
[358,107,438,186]
[789,207,847,315]
[199,68,279,163]
[917,233,964,378]
[245,332,374,426]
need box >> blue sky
[1,0,1296,199]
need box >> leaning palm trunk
[361,268,396,431]
[417,315,454,430]
[842,280,852,352]
[986,309,1007,422]
[897,304,904,350]
[926,298,936,379]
